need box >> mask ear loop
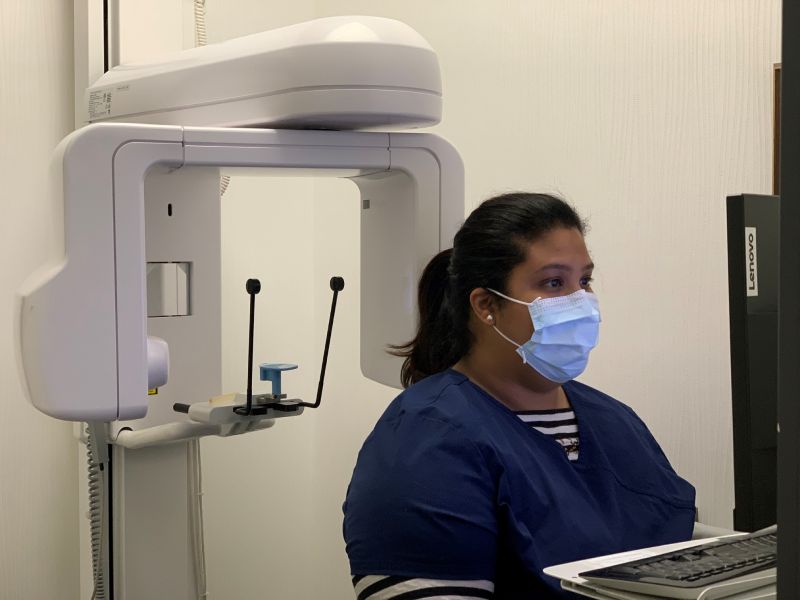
[489,322,528,365]
[486,287,542,306]
[484,288,534,364]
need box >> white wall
[0,1,79,599]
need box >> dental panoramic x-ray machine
[15,16,464,599]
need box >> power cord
[194,0,231,198]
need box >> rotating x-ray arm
[17,122,464,422]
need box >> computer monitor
[726,193,779,532]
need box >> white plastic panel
[183,129,391,174]
[147,263,190,317]
[113,143,185,421]
[355,134,464,387]
[389,133,465,249]
[182,126,391,147]
[145,336,169,389]
[17,124,184,421]
[113,444,197,600]
[113,167,222,436]
[356,171,419,387]
[87,16,441,130]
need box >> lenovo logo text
[745,226,758,297]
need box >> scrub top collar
[445,368,592,467]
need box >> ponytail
[390,249,469,387]
[391,192,585,388]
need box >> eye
[543,278,563,289]
[580,276,594,288]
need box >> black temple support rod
[302,276,344,409]
[238,278,261,416]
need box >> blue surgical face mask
[486,288,601,384]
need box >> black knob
[246,279,261,295]
[330,276,345,292]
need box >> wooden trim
[774,63,781,196]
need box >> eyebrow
[536,262,595,273]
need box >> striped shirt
[352,409,580,599]
[515,407,580,461]
[353,575,494,599]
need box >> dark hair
[391,192,585,387]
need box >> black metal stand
[301,276,344,409]
[230,276,344,416]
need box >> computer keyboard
[578,526,777,599]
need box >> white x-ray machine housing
[16,16,464,599]
[19,123,463,424]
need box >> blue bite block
[259,363,298,396]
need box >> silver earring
[487,315,494,323]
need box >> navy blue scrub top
[343,369,696,599]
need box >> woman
[343,193,695,599]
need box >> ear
[468,288,498,327]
